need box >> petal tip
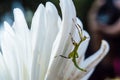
[101,40,110,54]
[13,8,22,14]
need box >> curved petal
[57,16,62,30]
[77,31,90,65]
[45,0,77,79]
[1,22,19,80]
[13,9,31,80]
[34,2,59,80]
[30,4,45,51]
[81,68,94,80]
[76,18,83,29]
[0,52,12,80]
[83,40,109,70]
[60,30,90,80]
[13,8,29,37]
[31,4,46,80]
[79,40,109,79]
[0,26,4,52]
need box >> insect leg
[69,33,78,46]
[60,55,70,59]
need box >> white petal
[36,2,59,80]
[45,2,59,31]
[81,69,94,80]
[13,8,31,62]
[1,23,19,80]
[0,52,12,80]
[13,8,29,36]
[45,0,77,79]
[76,18,83,29]
[4,21,15,37]
[77,31,90,65]
[69,40,109,79]
[31,4,46,51]
[0,27,4,52]
[60,0,76,21]
[57,16,62,30]
[13,8,31,80]
[61,31,90,80]
[80,40,109,79]
[31,4,46,80]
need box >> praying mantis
[60,22,87,72]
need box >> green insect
[60,23,87,72]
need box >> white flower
[0,0,109,80]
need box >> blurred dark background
[0,0,92,28]
[0,0,120,80]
